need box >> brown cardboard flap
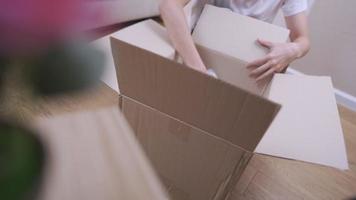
[121,96,249,200]
[111,37,280,151]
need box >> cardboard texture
[193,5,290,62]
[121,96,251,200]
[110,20,280,199]
[106,3,348,199]
[192,5,289,95]
[93,0,200,92]
[35,107,168,200]
[93,19,175,92]
[256,74,349,170]
[111,36,280,152]
[192,5,348,169]
[111,19,176,60]
[196,45,270,95]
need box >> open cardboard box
[111,20,280,200]
[107,4,348,200]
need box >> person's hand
[247,38,301,81]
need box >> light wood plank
[231,105,356,200]
[3,79,356,200]
[35,107,168,200]
[243,172,303,200]
[338,105,356,125]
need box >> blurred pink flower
[0,0,104,56]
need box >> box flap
[111,19,176,59]
[256,74,348,170]
[111,37,280,152]
[121,96,249,200]
[192,4,290,63]
[92,19,174,93]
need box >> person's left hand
[247,38,301,81]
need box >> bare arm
[159,0,207,72]
[285,11,310,58]
[247,11,310,81]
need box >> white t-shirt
[212,0,308,22]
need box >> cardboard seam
[118,95,123,110]
[211,151,252,200]
[119,95,251,152]
[227,94,249,145]
[195,44,272,96]
[112,36,273,100]
[195,44,248,68]
[211,172,232,200]
[223,152,252,200]
[112,31,280,149]
[210,149,250,200]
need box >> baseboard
[286,68,356,112]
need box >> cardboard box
[192,5,348,170]
[35,107,168,200]
[111,19,280,199]
[108,4,348,199]
[120,97,254,200]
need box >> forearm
[285,12,310,59]
[159,0,206,72]
[290,36,310,59]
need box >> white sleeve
[282,0,308,17]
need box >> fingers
[256,67,275,81]
[257,38,274,49]
[246,56,269,68]
[249,60,273,77]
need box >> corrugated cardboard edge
[118,94,253,200]
[119,94,254,152]
[111,37,281,151]
[118,94,123,110]
[212,152,252,200]
[195,44,272,96]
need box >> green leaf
[0,120,45,200]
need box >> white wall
[275,0,356,111]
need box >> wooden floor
[231,106,356,200]
[2,83,355,200]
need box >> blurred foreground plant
[0,121,45,200]
[0,1,106,199]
